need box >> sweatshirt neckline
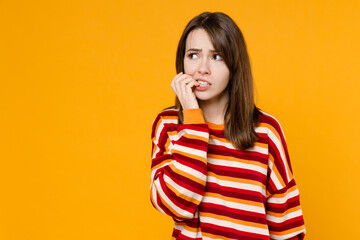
[205,121,225,130]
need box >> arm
[150,108,209,221]
[266,119,306,240]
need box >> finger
[189,79,200,86]
[186,81,196,90]
[171,72,183,84]
[178,76,196,96]
[179,75,196,86]
[176,74,191,86]
[174,75,192,94]
[171,72,182,86]
[184,82,199,107]
[186,81,200,92]
[171,72,184,92]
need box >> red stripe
[177,136,208,150]
[268,215,305,232]
[157,174,199,215]
[200,203,267,224]
[201,222,270,240]
[209,145,268,164]
[165,166,205,194]
[206,182,265,203]
[268,139,288,183]
[171,155,207,176]
[208,162,267,184]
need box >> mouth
[196,79,211,86]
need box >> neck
[198,94,228,124]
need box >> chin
[195,95,214,101]
[195,90,227,103]
[194,92,206,97]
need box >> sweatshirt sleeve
[266,118,306,240]
[149,108,209,221]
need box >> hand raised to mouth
[170,72,200,110]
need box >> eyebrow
[186,48,217,53]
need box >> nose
[197,58,210,75]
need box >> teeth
[197,80,210,86]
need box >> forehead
[185,28,214,49]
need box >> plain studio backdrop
[0,0,359,239]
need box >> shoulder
[158,106,179,118]
[258,109,286,140]
[154,106,179,122]
[151,106,179,130]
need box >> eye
[213,54,223,61]
[187,53,199,59]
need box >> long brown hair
[165,12,262,151]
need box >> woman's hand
[170,72,200,110]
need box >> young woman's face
[184,28,230,103]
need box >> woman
[150,12,306,240]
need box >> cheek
[219,69,230,87]
[221,67,230,82]
[184,60,196,75]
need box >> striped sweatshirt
[150,107,306,240]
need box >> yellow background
[1,0,359,239]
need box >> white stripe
[255,126,269,134]
[161,118,178,124]
[208,138,268,155]
[173,222,202,238]
[163,174,204,202]
[268,128,290,182]
[152,120,167,159]
[151,156,207,184]
[152,117,181,159]
[154,177,193,218]
[150,159,173,184]
[207,158,267,176]
[207,176,265,197]
[172,144,207,159]
[202,236,222,240]
[267,188,299,204]
[260,110,287,142]
[200,216,270,236]
[150,183,166,215]
[270,229,306,240]
[152,141,161,160]
[266,209,303,223]
[173,128,209,140]
[268,158,283,191]
[268,130,287,165]
[160,108,178,114]
[171,160,207,181]
[202,196,266,215]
